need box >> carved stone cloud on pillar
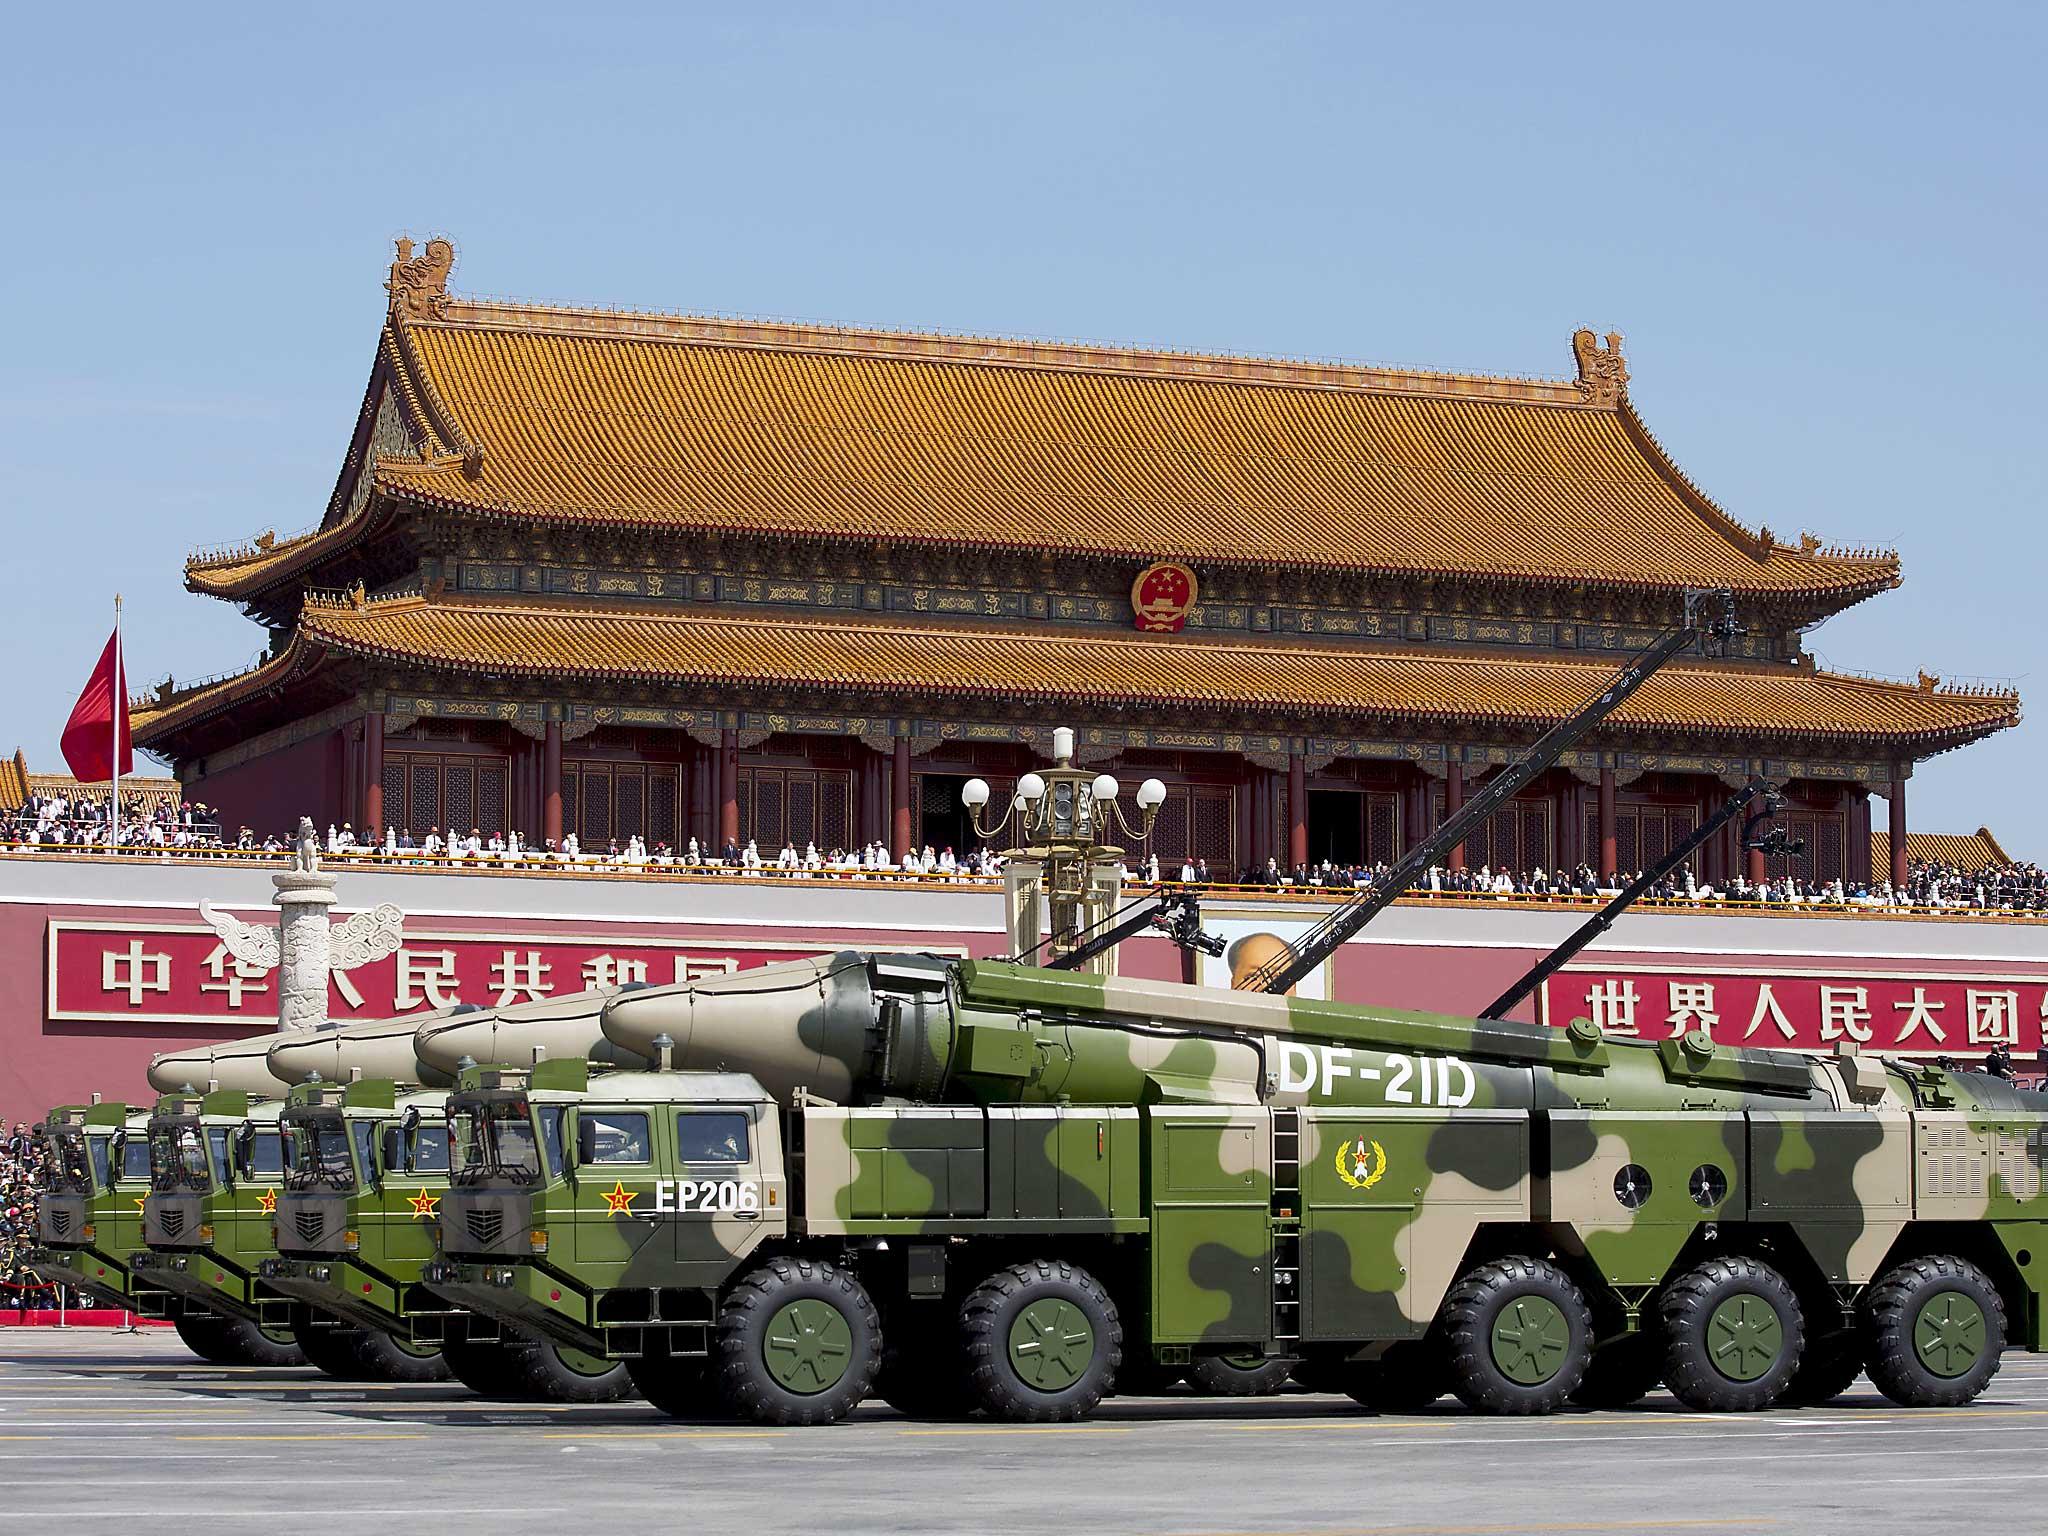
[199,817,406,1032]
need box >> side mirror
[399,1106,421,1174]
[233,1122,256,1180]
[561,1109,579,1175]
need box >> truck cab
[427,1060,785,1367]
[255,1078,457,1380]
[26,1102,151,1308]
[129,1089,303,1364]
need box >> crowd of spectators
[0,1122,58,1311]
[6,795,2047,917]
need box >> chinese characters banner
[45,921,910,1027]
[1538,966,2048,1054]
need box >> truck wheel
[626,1336,726,1419]
[1862,1255,2005,1407]
[715,1257,881,1425]
[349,1328,453,1384]
[873,1319,977,1418]
[1186,1350,1297,1396]
[439,1335,527,1398]
[960,1258,1122,1423]
[172,1313,241,1365]
[518,1339,634,1403]
[1569,1332,1664,1409]
[1441,1257,1591,1415]
[1659,1256,1805,1411]
[1342,1340,1443,1413]
[292,1314,370,1379]
[1779,1329,1864,1406]
[184,1314,306,1368]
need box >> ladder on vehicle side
[1270,1106,1302,1345]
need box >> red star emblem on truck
[256,1189,277,1215]
[600,1181,637,1215]
[407,1190,441,1219]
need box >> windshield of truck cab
[47,1125,96,1194]
[450,1098,545,1186]
[382,1123,450,1174]
[282,1113,358,1192]
[119,1137,151,1181]
[149,1119,211,1193]
[245,1129,284,1180]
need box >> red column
[1445,758,1466,872]
[1597,763,1617,881]
[362,713,384,837]
[719,729,739,848]
[542,721,563,847]
[1889,770,1909,890]
[891,738,912,860]
[1287,752,1307,869]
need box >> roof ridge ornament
[386,236,455,321]
[1571,328,1629,407]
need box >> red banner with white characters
[1538,965,2048,1056]
[46,921,945,1027]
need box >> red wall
[187,729,344,841]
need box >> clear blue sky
[2,5,2040,849]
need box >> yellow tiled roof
[0,750,28,807]
[187,276,1903,603]
[134,594,2017,752]
[370,307,1895,597]
[1872,828,2016,873]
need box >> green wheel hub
[762,1299,854,1394]
[258,1323,297,1347]
[1706,1293,1785,1382]
[1490,1296,1570,1385]
[392,1337,441,1360]
[1007,1298,1096,1391]
[1913,1290,1986,1379]
[554,1343,615,1378]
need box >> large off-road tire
[292,1315,370,1379]
[1780,1329,1865,1406]
[173,1313,244,1365]
[1441,1257,1592,1415]
[1186,1350,1297,1397]
[349,1328,453,1384]
[439,1334,527,1398]
[180,1312,306,1368]
[518,1338,634,1403]
[873,1312,977,1418]
[1569,1332,1665,1409]
[1861,1255,2005,1408]
[626,1335,726,1419]
[1659,1256,1805,1412]
[1342,1339,1444,1413]
[714,1257,881,1425]
[960,1258,1122,1423]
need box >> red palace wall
[5,855,2048,1125]
[186,729,346,842]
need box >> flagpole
[111,594,122,852]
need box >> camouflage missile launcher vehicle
[258,1075,629,1400]
[255,1078,455,1382]
[25,1102,152,1311]
[422,951,2048,1426]
[129,1088,306,1366]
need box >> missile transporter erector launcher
[26,1102,152,1310]
[421,951,2048,1425]
[258,1074,629,1399]
[129,1088,306,1366]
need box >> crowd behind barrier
[6,792,2048,920]
[0,1121,64,1312]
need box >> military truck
[259,1075,629,1400]
[129,1088,305,1366]
[26,1102,152,1313]
[416,951,2048,1426]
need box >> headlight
[197,1224,214,1243]
[528,1230,548,1254]
[81,1224,95,1241]
[342,1230,359,1252]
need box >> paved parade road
[1,1332,2043,1534]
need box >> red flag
[59,628,132,784]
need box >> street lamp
[963,728,1167,969]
